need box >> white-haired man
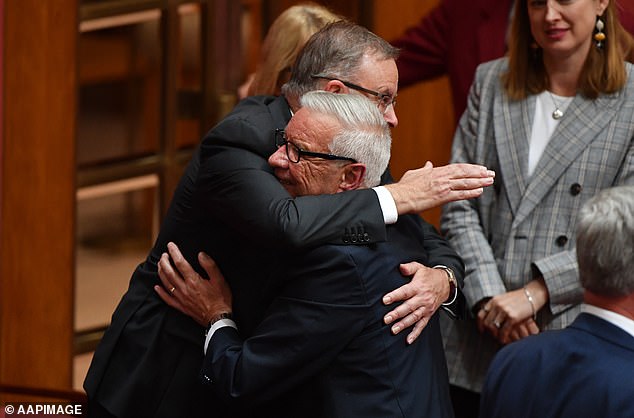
[157,91,455,417]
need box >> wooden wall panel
[373,0,454,166]
[372,0,454,227]
[0,0,77,391]
[0,0,4,245]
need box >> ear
[323,79,347,94]
[338,163,366,192]
[597,0,609,15]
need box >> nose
[383,105,398,128]
[545,1,562,21]
[268,145,289,169]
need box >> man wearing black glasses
[85,21,493,418]
[156,91,455,417]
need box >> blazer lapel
[495,91,533,218]
[512,90,622,226]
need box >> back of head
[249,3,342,96]
[576,185,634,296]
[282,21,399,98]
[299,91,391,188]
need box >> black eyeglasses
[274,129,357,164]
[311,74,397,113]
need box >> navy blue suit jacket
[203,215,457,418]
[480,313,634,418]
[84,95,464,418]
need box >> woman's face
[528,0,609,62]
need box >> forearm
[202,300,367,403]
[197,144,387,249]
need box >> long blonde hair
[503,0,634,100]
[248,3,342,96]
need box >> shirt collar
[582,304,634,339]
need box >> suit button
[570,183,582,196]
[555,235,568,247]
[342,236,350,243]
[351,234,358,243]
[363,233,370,242]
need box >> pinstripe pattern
[440,58,634,392]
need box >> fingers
[398,261,424,278]
[434,164,495,196]
[383,284,414,307]
[387,305,426,334]
[157,253,179,292]
[154,284,181,311]
[406,315,430,345]
[167,242,197,278]
[509,328,521,342]
[198,251,221,282]
[526,319,540,335]
[479,301,506,338]
[385,304,432,345]
[505,319,540,344]
[383,300,415,326]
[479,299,542,344]
[436,163,495,179]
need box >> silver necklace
[548,92,564,120]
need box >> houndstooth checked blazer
[440,57,634,392]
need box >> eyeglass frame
[274,129,357,164]
[310,74,397,112]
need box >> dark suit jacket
[84,95,464,418]
[392,0,634,119]
[203,214,457,418]
[480,313,634,418]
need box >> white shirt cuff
[203,318,238,355]
[372,186,398,224]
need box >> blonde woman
[238,3,341,98]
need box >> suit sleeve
[201,251,369,404]
[440,66,506,311]
[195,113,387,249]
[391,1,450,88]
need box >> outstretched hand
[385,161,495,214]
[382,262,450,344]
[154,242,232,326]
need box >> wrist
[383,184,409,215]
[207,311,233,327]
[433,265,458,305]
[525,278,549,310]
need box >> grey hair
[576,185,634,296]
[299,91,391,188]
[282,21,399,98]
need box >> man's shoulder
[207,96,291,136]
[199,95,290,158]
